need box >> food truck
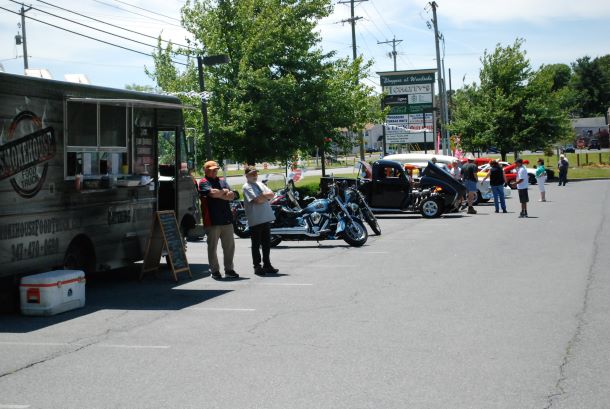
[0,72,202,281]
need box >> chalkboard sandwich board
[141,211,192,281]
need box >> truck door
[157,128,200,236]
[370,164,408,208]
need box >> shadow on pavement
[0,263,232,333]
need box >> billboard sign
[378,69,436,144]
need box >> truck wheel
[420,197,444,218]
[63,238,95,274]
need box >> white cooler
[20,270,86,316]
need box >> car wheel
[529,174,537,185]
[420,197,444,218]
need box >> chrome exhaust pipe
[270,227,320,237]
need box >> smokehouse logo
[0,111,56,198]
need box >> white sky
[1,0,610,91]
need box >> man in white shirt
[515,158,529,218]
[242,166,279,276]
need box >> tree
[148,0,382,165]
[570,56,610,117]
[449,39,571,160]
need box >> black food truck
[0,72,202,283]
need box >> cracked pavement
[0,181,609,409]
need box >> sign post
[141,211,191,282]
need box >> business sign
[378,69,436,143]
[380,72,435,86]
[383,84,432,96]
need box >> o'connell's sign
[378,70,436,143]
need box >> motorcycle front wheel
[361,206,381,235]
[270,235,282,247]
[233,219,251,238]
[342,219,368,247]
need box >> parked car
[588,139,601,150]
[562,144,575,153]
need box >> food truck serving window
[65,101,129,178]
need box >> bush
[295,181,321,198]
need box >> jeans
[558,169,568,186]
[491,185,506,212]
[250,222,272,268]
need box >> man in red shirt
[198,161,238,280]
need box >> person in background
[558,154,569,186]
[461,154,479,214]
[242,166,279,276]
[198,161,238,280]
[450,159,462,181]
[515,158,529,218]
[480,160,507,213]
[535,158,547,202]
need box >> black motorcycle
[342,184,381,235]
[269,181,368,247]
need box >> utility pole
[378,36,403,71]
[339,0,367,162]
[19,5,32,70]
[429,1,446,155]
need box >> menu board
[141,211,191,281]
[134,127,154,175]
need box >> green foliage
[570,56,610,117]
[449,39,571,160]
[147,0,382,165]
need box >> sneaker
[502,209,507,213]
[225,270,239,279]
[211,271,222,280]
[263,266,279,275]
[495,210,499,213]
[254,266,266,276]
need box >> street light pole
[197,54,229,161]
[197,56,212,161]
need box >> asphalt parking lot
[1,180,609,409]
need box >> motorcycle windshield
[420,161,467,196]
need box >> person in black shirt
[198,161,238,280]
[481,160,507,213]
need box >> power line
[369,1,396,38]
[8,0,167,52]
[35,0,195,50]
[92,0,183,28]
[0,5,188,66]
[103,0,181,22]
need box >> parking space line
[0,404,30,409]
[258,283,313,286]
[0,341,169,350]
[95,344,170,349]
[0,341,67,347]
[185,307,256,312]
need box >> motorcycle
[341,183,382,235]
[232,177,313,238]
[268,180,368,247]
[230,191,250,238]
